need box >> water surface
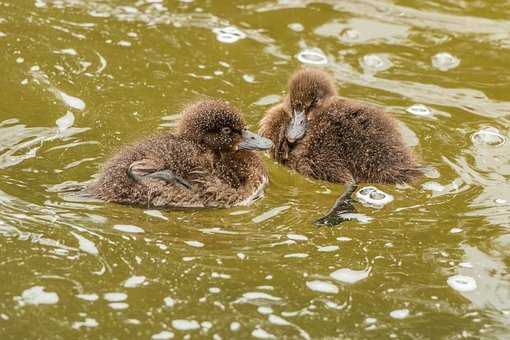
[1,0,510,338]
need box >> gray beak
[238,129,273,151]
[287,110,307,143]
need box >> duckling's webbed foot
[128,160,192,190]
[314,182,358,226]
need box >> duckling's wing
[128,159,192,190]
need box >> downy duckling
[88,100,273,208]
[259,68,422,224]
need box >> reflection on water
[1,0,510,338]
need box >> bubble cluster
[360,54,392,72]
[18,286,59,306]
[471,127,506,146]
[296,48,328,65]
[432,52,460,71]
[406,104,432,117]
[213,26,246,44]
[356,186,394,207]
[447,275,477,292]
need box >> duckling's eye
[221,127,232,135]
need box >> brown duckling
[259,68,422,224]
[88,100,273,208]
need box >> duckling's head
[177,100,273,152]
[287,68,336,143]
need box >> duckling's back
[88,134,204,206]
[87,134,269,208]
[295,97,422,184]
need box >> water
[1,0,510,338]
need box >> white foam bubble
[471,127,506,146]
[71,231,98,255]
[152,331,174,339]
[284,253,308,258]
[104,292,127,302]
[356,186,394,207]
[252,328,276,339]
[287,233,308,241]
[172,319,200,331]
[211,272,231,279]
[230,322,241,332]
[268,314,291,326]
[56,111,75,132]
[19,286,59,305]
[34,0,46,8]
[209,287,220,294]
[365,317,377,324]
[252,206,289,223]
[340,213,374,224]
[213,26,246,44]
[123,275,146,288]
[306,280,339,294]
[109,302,129,310]
[296,48,328,65]
[55,90,86,110]
[201,321,212,330]
[72,318,98,330]
[54,48,78,56]
[432,52,460,71]
[76,293,99,301]
[288,23,304,32]
[336,237,352,242]
[243,74,255,83]
[406,104,432,117]
[144,210,168,220]
[240,292,281,302]
[330,268,370,284]
[257,306,273,315]
[164,296,176,307]
[113,224,145,233]
[450,228,463,234]
[185,240,204,248]
[447,275,477,292]
[360,54,392,72]
[318,245,339,252]
[390,309,410,319]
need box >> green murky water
[1,0,510,338]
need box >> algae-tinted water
[1,0,510,338]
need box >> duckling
[259,68,422,224]
[87,100,273,208]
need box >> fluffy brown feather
[259,68,422,184]
[87,100,268,208]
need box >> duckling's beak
[238,129,273,151]
[287,110,307,143]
